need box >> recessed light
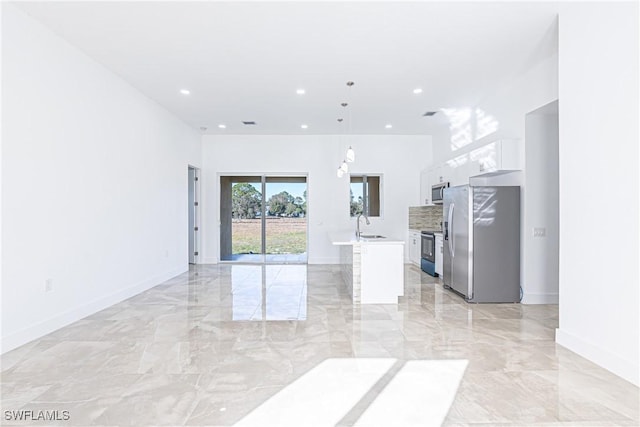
[218,124,226,129]
[180,89,191,95]
[296,89,306,95]
[385,124,393,129]
[301,124,309,129]
[413,88,423,94]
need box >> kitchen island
[331,232,405,304]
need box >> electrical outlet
[533,227,546,237]
[45,278,53,292]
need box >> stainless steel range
[420,231,438,277]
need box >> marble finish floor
[1,264,638,426]
[225,254,308,263]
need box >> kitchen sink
[359,234,386,239]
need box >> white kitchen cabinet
[421,165,445,205]
[469,143,498,175]
[419,169,430,205]
[360,243,405,304]
[430,139,521,190]
[439,161,453,186]
[435,233,443,276]
[430,165,443,185]
[444,153,469,186]
[408,231,421,266]
[468,140,520,176]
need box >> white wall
[201,135,431,264]
[556,2,639,386]
[523,103,559,304]
[0,2,4,352]
[430,25,559,304]
[1,5,202,352]
[431,25,559,164]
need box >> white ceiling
[13,1,559,135]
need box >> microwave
[431,182,449,204]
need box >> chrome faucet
[356,213,370,238]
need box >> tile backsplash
[409,205,443,231]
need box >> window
[350,175,381,217]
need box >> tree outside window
[350,175,381,217]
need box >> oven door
[421,233,435,263]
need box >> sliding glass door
[220,175,307,263]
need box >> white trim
[556,328,640,387]
[0,265,187,354]
[521,293,559,304]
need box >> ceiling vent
[422,111,438,117]
[242,121,256,125]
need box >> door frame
[218,172,309,264]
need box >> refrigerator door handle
[448,203,455,257]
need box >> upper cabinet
[472,140,520,173]
[419,165,445,205]
[430,165,443,185]
[419,169,430,205]
[420,140,520,203]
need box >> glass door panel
[264,177,307,263]
[220,176,263,262]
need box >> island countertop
[329,232,406,246]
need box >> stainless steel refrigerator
[443,185,520,303]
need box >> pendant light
[346,146,355,162]
[336,81,356,177]
[345,82,355,162]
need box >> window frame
[349,174,382,218]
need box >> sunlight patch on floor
[354,359,469,427]
[234,358,396,427]
[234,358,468,427]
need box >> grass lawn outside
[232,218,307,254]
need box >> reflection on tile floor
[230,265,307,321]
[225,253,308,263]
[1,264,638,426]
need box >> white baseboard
[0,265,188,354]
[556,328,639,386]
[521,292,559,304]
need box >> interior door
[188,166,199,264]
